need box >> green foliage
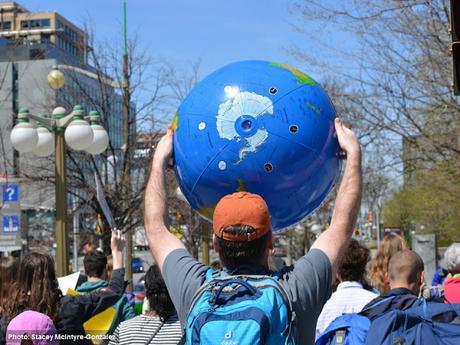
[383,161,460,243]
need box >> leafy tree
[383,161,460,243]
[289,0,460,241]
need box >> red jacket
[444,275,460,303]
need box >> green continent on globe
[306,102,321,115]
[236,179,247,192]
[172,112,179,131]
[269,62,317,86]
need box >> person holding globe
[144,116,361,344]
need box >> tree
[383,161,460,243]
[290,0,459,162]
[289,0,460,240]
[11,28,173,253]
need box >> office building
[0,2,133,251]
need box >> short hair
[215,225,270,270]
[83,250,107,278]
[388,250,424,284]
[338,239,370,282]
[444,243,460,274]
[144,265,176,319]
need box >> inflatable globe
[173,60,341,231]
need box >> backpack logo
[221,332,238,345]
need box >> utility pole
[200,221,211,265]
[12,63,19,177]
[121,0,133,291]
[450,0,460,94]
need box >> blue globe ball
[173,60,341,231]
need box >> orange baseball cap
[213,192,271,241]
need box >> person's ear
[420,271,425,285]
[212,234,220,253]
[268,232,274,250]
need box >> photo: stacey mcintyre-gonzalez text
[7,332,116,343]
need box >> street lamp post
[10,71,109,276]
[55,107,68,276]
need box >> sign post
[0,182,22,252]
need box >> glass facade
[55,20,84,62]
[20,18,51,29]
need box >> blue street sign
[3,215,20,233]
[2,184,19,202]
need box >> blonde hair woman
[368,234,408,293]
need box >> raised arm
[59,230,127,325]
[144,129,185,272]
[311,118,362,275]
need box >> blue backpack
[315,298,460,345]
[315,313,370,345]
[365,300,460,345]
[185,270,296,345]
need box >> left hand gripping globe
[173,60,342,231]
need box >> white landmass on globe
[216,91,273,163]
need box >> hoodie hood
[76,279,108,292]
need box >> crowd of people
[0,119,459,344]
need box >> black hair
[215,225,270,270]
[83,250,107,278]
[338,239,370,283]
[145,265,176,319]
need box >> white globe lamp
[86,111,109,155]
[10,108,38,153]
[64,105,93,151]
[31,124,55,157]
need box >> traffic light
[451,0,460,94]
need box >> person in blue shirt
[431,255,448,287]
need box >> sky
[18,0,310,78]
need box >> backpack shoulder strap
[271,271,282,281]
[205,268,214,281]
[205,268,223,281]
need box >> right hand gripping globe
[173,60,342,231]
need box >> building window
[0,21,11,30]
[41,33,50,43]
[30,48,45,59]
[20,19,51,29]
